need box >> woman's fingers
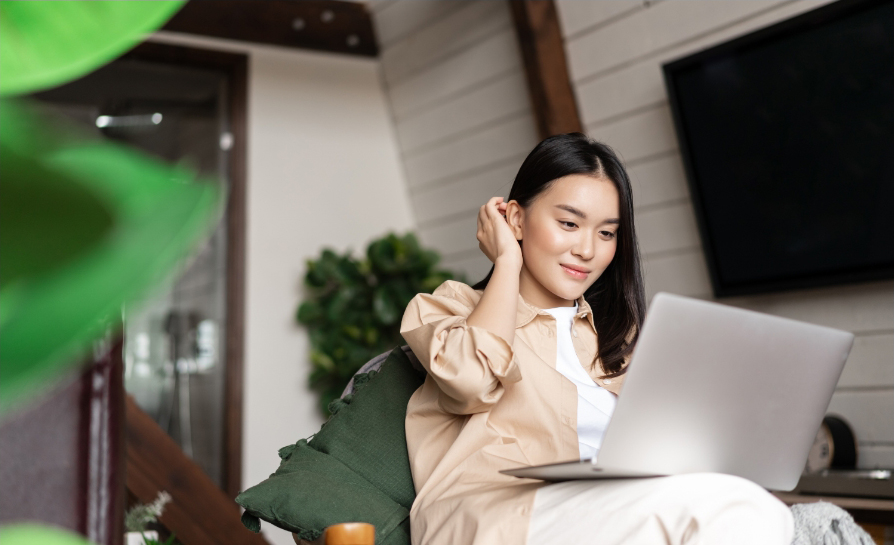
[477,197,506,263]
[484,196,507,219]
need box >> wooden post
[509,0,584,139]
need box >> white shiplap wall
[556,0,894,468]
[370,0,540,282]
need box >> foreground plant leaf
[0,0,185,96]
[0,99,223,415]
[0,524,92,545]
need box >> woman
[399,133,794,544]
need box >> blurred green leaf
[310,350,335,372]
[0,99,222,415]
[296,300,322,325]
[372,286,399,325]
[342,324,361,340]
[0,1,186,96]
[364,326,378,346]
[0,523,93,545]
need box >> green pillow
[236,347,425,544]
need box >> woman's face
[508,174,620,309]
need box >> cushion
[236,346,425,544]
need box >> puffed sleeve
[400,280,522,415]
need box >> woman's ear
[505,200,524,241]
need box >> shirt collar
[515,291,596,332]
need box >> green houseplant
[297,232,464,415]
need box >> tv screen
[663,0,894,297]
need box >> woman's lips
[561,264,589,280]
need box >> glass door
[34,56,233,488]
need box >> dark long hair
[472,133,645,377]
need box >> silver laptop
[500,292,854,491]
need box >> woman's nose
[572,234,595,260]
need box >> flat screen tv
[662,0,894,297]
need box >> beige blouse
[400,280,627,545]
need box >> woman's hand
[468,196,522,346]
[476,196,522,269]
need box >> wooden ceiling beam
[509,0,583,139]
[162,0,378,57]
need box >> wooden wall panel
[723,282,894,334]
[555,0,645,39]
[586,104,677,163]
[381,1,511,85]
[838,334,894,389]
[397,70,530,154]
[642,250,713,300]
[404,113,538,188]
[577,60,664,127]
[827,391,894,444]
[373,1,543,281]
[419,213,480,259]
[626,153,689,210]
[858,445,894,469]
[388,29,522,119]
[574,0,837,127]
[635,202,701,256]
[412,159,519,227]
[373,0,464,47]
[565,1,788,83]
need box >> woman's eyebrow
[555,204,587,218]
[555,204,620,225]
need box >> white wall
[371,0,893,469]
[149,31,414,545]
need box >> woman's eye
[560,221,577,229]
[600,230,617,239]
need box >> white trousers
[526,473,794,545]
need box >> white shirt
[543,303,617,460]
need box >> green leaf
[335,255,364,283]
[372,286,399,325]
[324,286,357,322]
[0,523,93,545]
[367,234,399,274]
[296,300,322,324]
[309,350,335,371]
[0,1,186,96]
[364,326,379,346]
[420,249,439,269]
[0,100,222,415]
[304,259,328,288]
[341,324,361,340]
